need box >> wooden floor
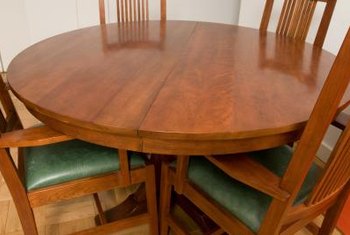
[0,94,343,234]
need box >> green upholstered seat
[24,140,145,191]
[182,146,321,233]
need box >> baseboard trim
[317,142,333,163]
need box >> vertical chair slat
[296,0,310,39]
[260,0,274,31]
[288,0,305,38]
[137,0,141,22]
[276,0,288,34]
[99,0,106,24]
[146,0,149,21]
[284,0,300,36]
[330,145,349,191]
[314,0,337,47]
[161,0,166,21]
[125,0,128,22]
[296,0,309,37]
[277,0,295,35]
[121,0,125,22]
[129,0,133,22]
[125,0,129,22]
[300,0,317,40]
[133,0,137,22]
[308,110,350,205]
[116,0,121,23]
[326,142,350,199]
[141,0,145,21]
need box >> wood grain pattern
[7,21,350,155]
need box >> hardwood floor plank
[0,171,11,202]
[0,201,9,235]
[5,201,23,234]
[43,196,96,225]
[46,217,95,235]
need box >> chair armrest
[205,154,290,201]
[0,125,73,148]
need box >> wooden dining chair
[260,0,337,48]
[260,0,350,135]
[258,0,337,79]
[99,0,167,24]
[0,74,158,234]
[99,0,167,56]
[159,28,350,235]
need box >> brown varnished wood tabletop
[7,21,350,155]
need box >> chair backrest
[0,73,22,133]
[307,118,350,205]
[260,0,337,48]
[99,0,167,24]
[100,22,166,51]
[259,27,350,232]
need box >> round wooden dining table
[7,20,350,155]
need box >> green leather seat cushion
[181,145,321,233]
[24,140,145,191]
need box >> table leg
[95,184,147,225]
[95,154,219,234]
[94,154,173,224]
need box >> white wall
[23,0,100,44]
[0,0,31,71]
[0,0,241,70]
[0,0,101,69]
[239,0,350,161]
[24,0,80,44]
[166,0,240,24]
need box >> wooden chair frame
[99,0,167,24]
[260,0,337,48]
[0,74,158,235]
[160,28,350,235]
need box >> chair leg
[319,182,350,234]
[93,193,107,225]
[160,163,172,235]
[145,165,159,235]
[0,149,38,235]
[17,147,25,181]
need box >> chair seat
[24,140,145,191]
[182,146,321,232]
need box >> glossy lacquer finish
[7,21,350,155]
